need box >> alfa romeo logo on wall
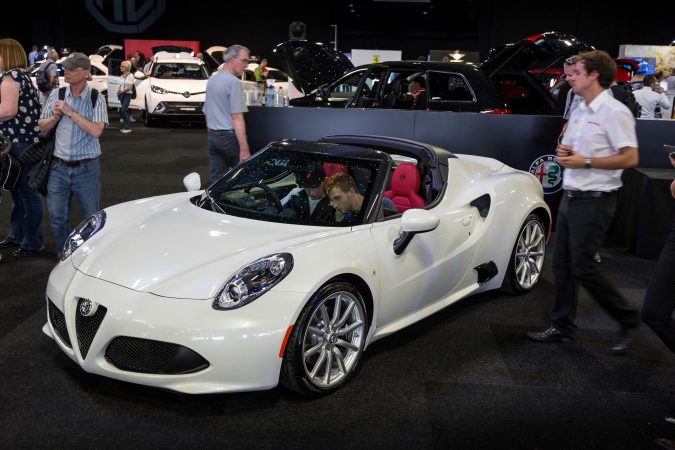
[529,155,563,194]
[86,0,166,34]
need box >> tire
[501,214,546,294]
[280,281,367,395]
[144,110,155,127]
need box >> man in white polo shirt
[527,50,640,353]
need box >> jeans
[207,129,240,183]
[5,142,44,251]
[641,220,675,353]
[551,193,639,334]
[46,159,101,253]
[119,93,132,130]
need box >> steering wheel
[244,183,283,212]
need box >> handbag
[19,125,57,196]
[131,83,137,100]
[0,135,22,191]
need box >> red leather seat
[323,162,348,177]
[384,163,425,213]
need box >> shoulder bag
[0,134,21,191]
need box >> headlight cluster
[151,85,166,94]
[213,253,293,310]
[61,211,106,260]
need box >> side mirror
[133,70,146,80]
[394,209,439,255]
[183,172,201,191]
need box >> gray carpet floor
[1,113,673,449]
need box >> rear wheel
[281,281,367,395]
[501,214,546,294]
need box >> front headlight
[213,253,293,310]
[151,85,166,94]
[61,211,106,260]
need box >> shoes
[654,438,675,450]
[120,128,132,134]
[666,413,675,425]
[593,250,602,263]
[0,238,20,248]
[11,248,43,258]
[526,327,574,342]
[611,328,636,354]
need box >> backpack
[610,84,641,118]
[36,61,54,93]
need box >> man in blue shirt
[38,52,108,257]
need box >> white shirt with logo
[560,89,637,192]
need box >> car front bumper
[45,261,304,394]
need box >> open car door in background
[480,32,594,115]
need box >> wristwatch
[584,158,592,169]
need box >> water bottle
[265,82,276,107]
[275,86,284,107]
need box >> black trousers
[641,220,675,353]
[551,193,640,334]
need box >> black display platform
[614,168,675,259]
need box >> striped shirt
[41,84,109,161]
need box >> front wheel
[281,281,367,395]
[501,214,546,294]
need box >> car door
[370,202,480,328]
[323,69,368,108]
[348,66,387,108]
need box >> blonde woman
[116,60,133,133]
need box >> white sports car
[44,135,550,395]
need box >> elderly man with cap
[38,52,108,258]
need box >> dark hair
[642,75,656,87]
[577,50,616,89]
[411,76,426,88]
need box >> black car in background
[276,32,592,115]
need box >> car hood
[481,31,594,77]
[150,78,207,92]
[72,193,347,299]
[273,40,354,95]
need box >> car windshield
[204,145,380,226]
[153,63,209,80]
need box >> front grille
[105,336,209,374]
[48,298,71,348]
[160,101,204,115]
[75,299,107,359]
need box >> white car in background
[107,51,209,123]
[141,52,209,126]
[29,56,109,99]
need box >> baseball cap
[61,52,91,70]
[296,166,325,188]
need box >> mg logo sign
[86,0,166,34]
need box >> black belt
[565,189,617,198]
[53,156,96,167]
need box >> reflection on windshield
[153,63,209,80]
[206,146,378,226]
